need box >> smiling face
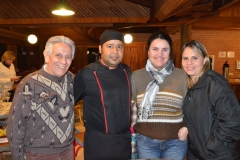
[181,47,207,82]
[148,38,170,70]
[99,40,124,69]
[44,42,72,77]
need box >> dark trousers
[24,145,74,160]
[84,128,131,160]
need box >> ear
[203,57,208,65]
[99,45,102,53]
[43,51,49,63]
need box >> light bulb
[28,34,38,44]
[52,9,75,16]
[52,2,75,16]
[124,34,133,44]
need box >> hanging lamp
[124,34,133,44]
[28,34,38,44]
[52,0,75,16]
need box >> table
[228,79,240,84]
[0,102,11,142]
[0,102,11,119]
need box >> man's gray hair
[44,35,75,59]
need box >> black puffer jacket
[183,70,240,160]
[74,60,131,134]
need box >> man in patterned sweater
[6,36,75,160]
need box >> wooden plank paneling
[123,42,147,72]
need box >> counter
[228,79,240,103]
[228,79,240,84]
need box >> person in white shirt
[0,51,20,101]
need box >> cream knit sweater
[0,62,16,91]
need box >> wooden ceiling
[0,0,240,46]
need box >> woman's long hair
[182,40,210,88]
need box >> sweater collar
[40,64,68,82]
[96,59,120,70]
[2,61,11,68]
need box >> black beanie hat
[100,30,124,45]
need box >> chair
[130,127,137,159]
[75,101,83,124]
[0,138,10,160]
[131,101,138,159]
[74,129,84,159]
[74,100,85,159]
[0,121,11,160]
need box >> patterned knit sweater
[6,66,75,160]
[131,67,187,140]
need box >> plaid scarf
[138,59,174,120]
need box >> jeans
[136,133,187,160]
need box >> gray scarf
[138,59,174,120]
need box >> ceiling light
[52,0,75,16]
[28,34,38,44]
[124,34,133,44]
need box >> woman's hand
[10,76,21,82]
[178,127,188,141]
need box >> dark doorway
[0,43,6,58]
[87,48,98,64]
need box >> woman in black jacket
[181,40,240,160]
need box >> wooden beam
[88,28,94,34]
[0,36,27,45]
[192,17,240,29]
[0,28,27,40]
[87,28,99,40]
[154,0,216,23]
[0,17,149,25]
[166,27,180,35]
[178,25,192,68]
[212,0,240,11]
[70,27,98,43]
[125,0,154,8]
[0,23,114,28]
[191,11,219,18]
[154,0,197,21]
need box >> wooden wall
[1,30,240,79]
[192,29,240,79]
[71,45,88,73]
[122,29,240,102]
[123,42,148,72]
[16,45,42,71]
[172,29,240,79]
[121,29,240,80]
